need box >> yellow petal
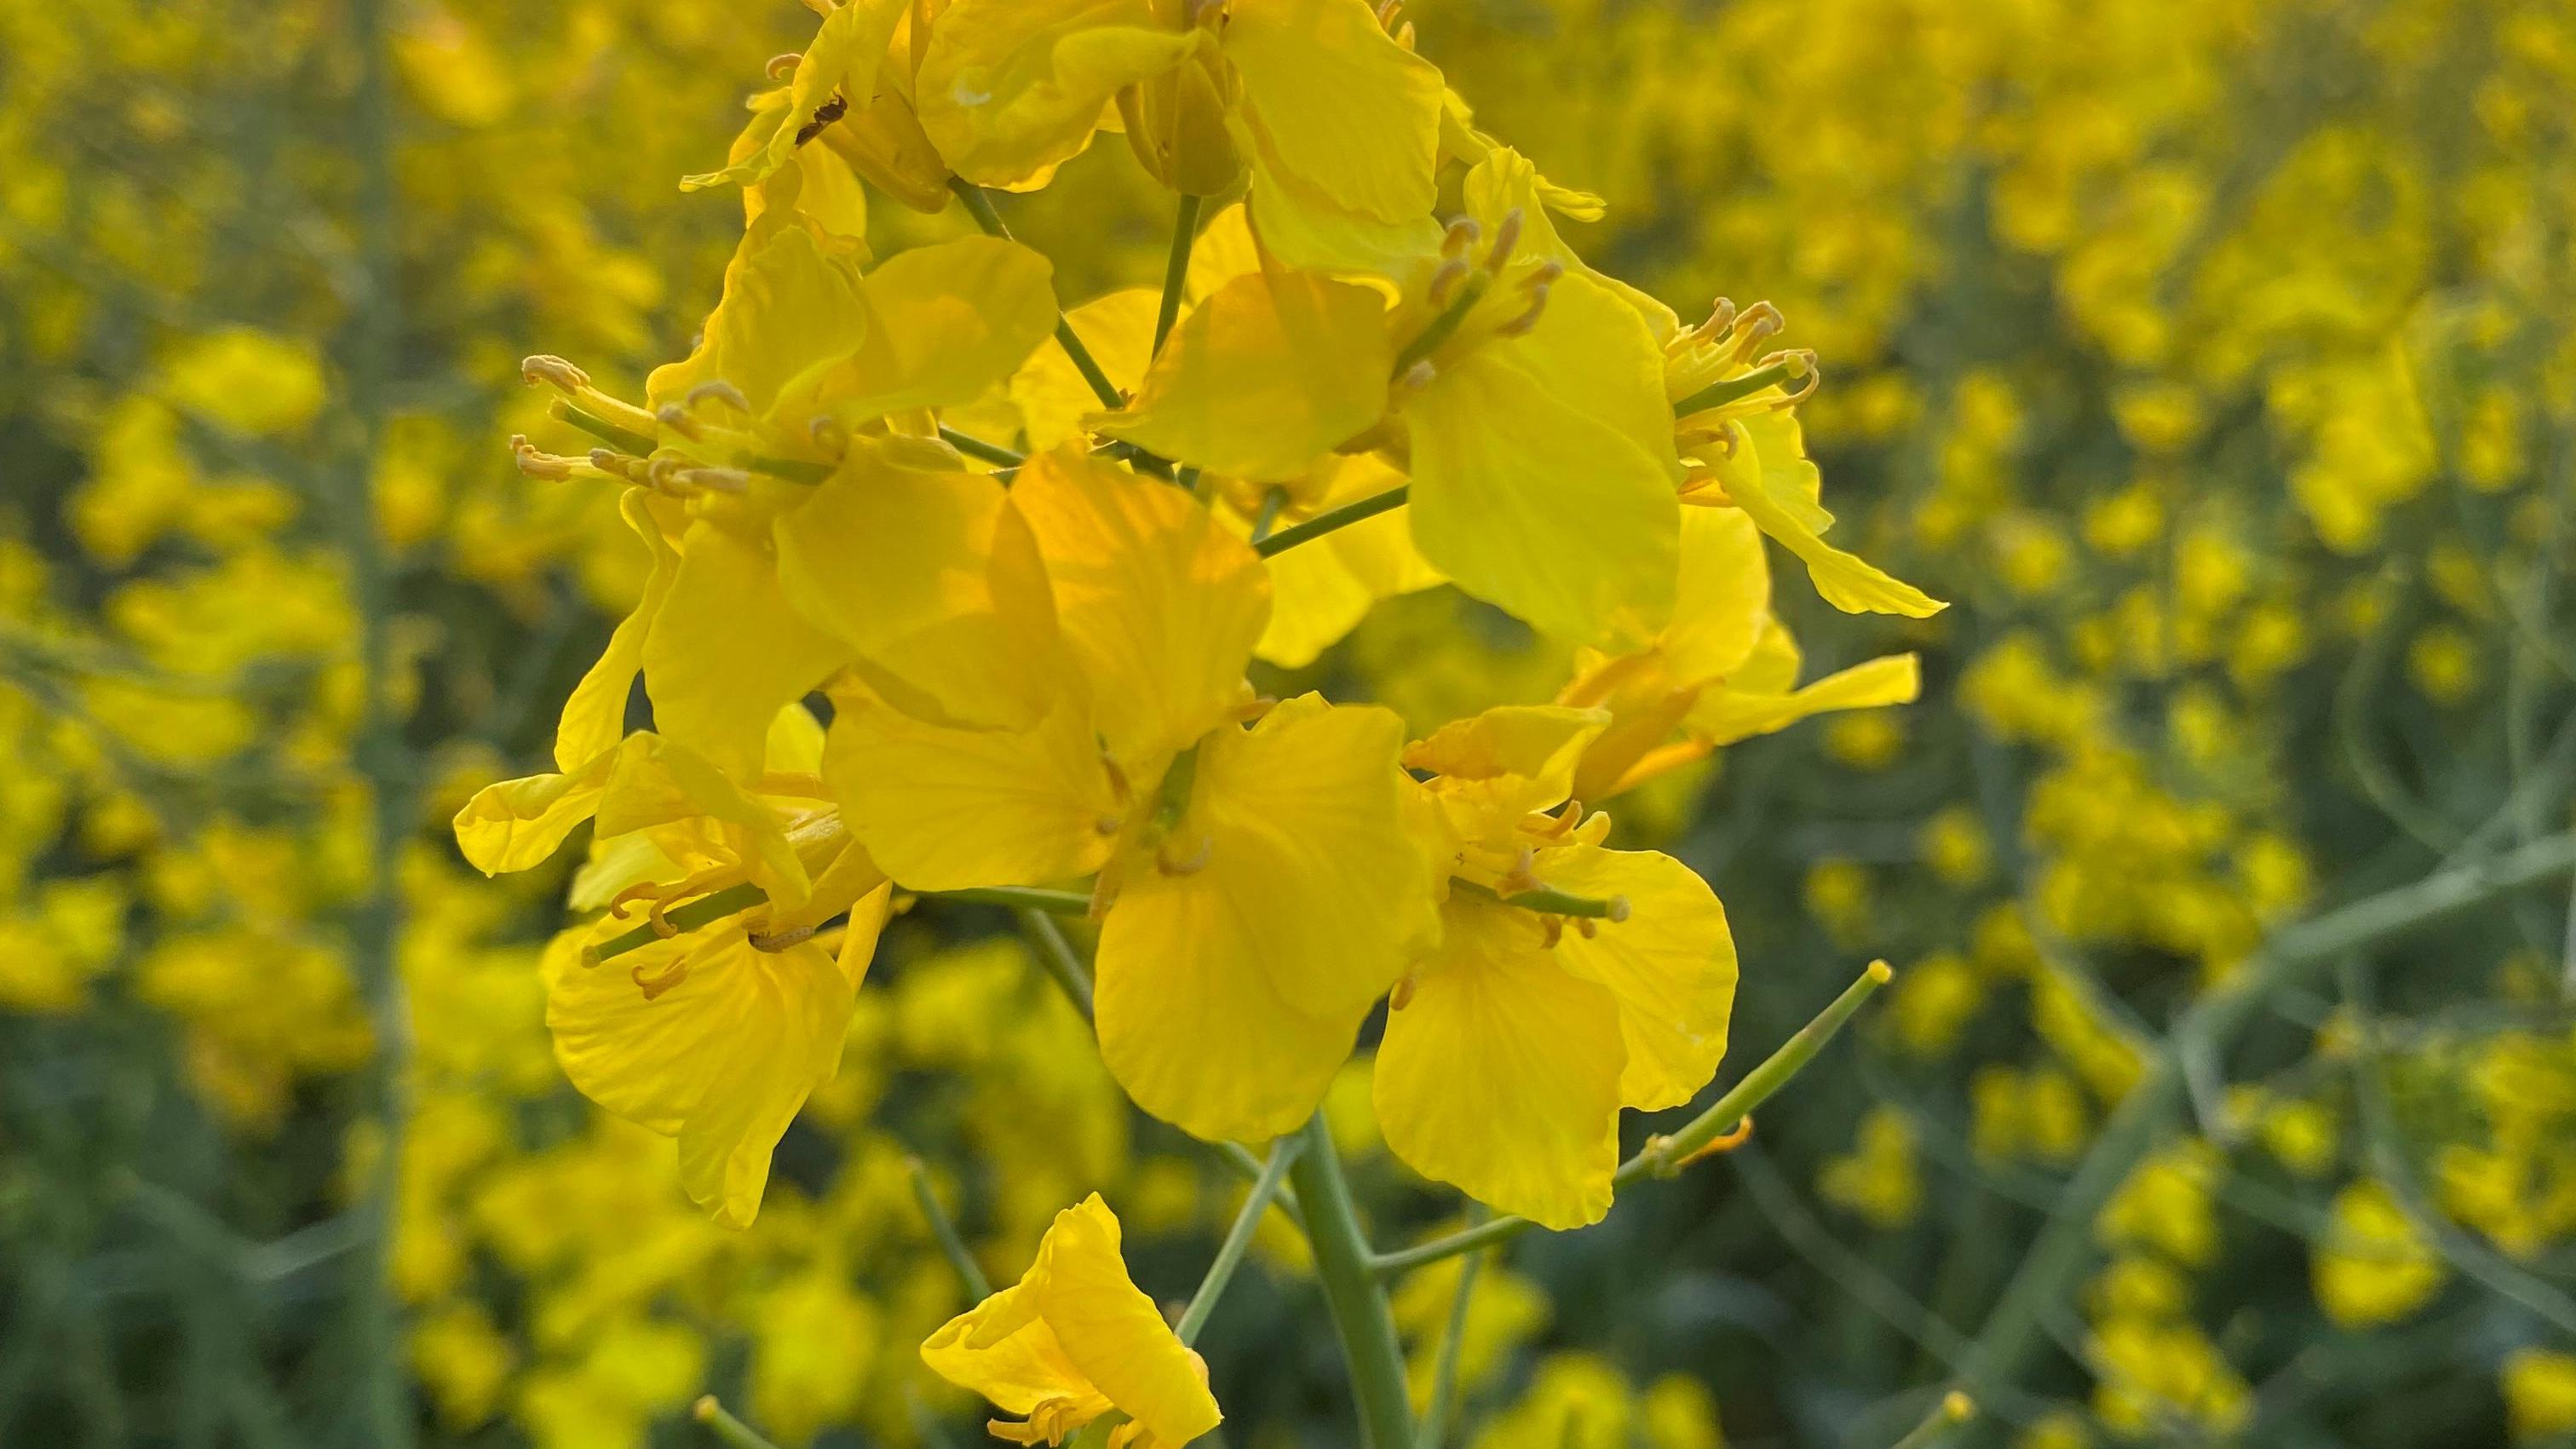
[1241,135,1445,280]
[1093,270,1392,482]
[641,522,854,779]
[1404,704,1607,841]
[774,446,1061,729]
[556,491,680,771]
[1222,0,1442,223]
[453,741,625,876]
[1688,651,1923,749]
[822,688,1120,892]
[804,236,1062,421]
[1034,1197,1224,1444]
[1096,696,1435,1141]
[1714,417,1945,618]
[1011,286,1157,449]
[544,924,855,1227]
[1657,503,1772,687]
[924,1248,1099,1417]
[646,222,870,416]
[1405,273,1680,647]
[1533,843,1735,1110]
[1012,447,1271,765]
[915,0,1198,187]
[1374,895,1624,1229]
[590,731,813,906]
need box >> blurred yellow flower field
[3,0,2573,1446]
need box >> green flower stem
[694,1396,786,1449]
[937,424,1026,469]
[1287,1115,1415,1449]
[1450,877,1628,920]
[551,398,658,457]
[1953,830,2576,1415]
[1888,1392,1975,1449]
[1154,193,1203,359]
[948,178,1125,411]
[1015,907,1095,1021]
[1670,356,1807,418]
[585,883,1090,966]
[1251,486,1289,546]
[929,884,1093,913]
[1174,1136,1303,1345]
[1254,486,1408,559]
[907,1155,995,1302]
[1415,1209,1487,1449]
[1370,960,1895,1278]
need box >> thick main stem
[1286,1116,1414,1449]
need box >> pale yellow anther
[674,466,752,496]
[509,434,579,480]
[1423,256,1470,307]
[1394,359,1439,395]
[656,402,704,440]
[686,379,754,413]
[748,923,819,952]
[766,52,803,79]
[1440,217,1481,258]
[1481,207,1524,273]
[808,415,851,457]
[1388,972,1417,1010]
[520,354,591,392]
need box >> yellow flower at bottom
[923,1195,1222,1449]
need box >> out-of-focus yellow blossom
[2314,1179,2447,1327]
[1818,1105,1921,1229]
[2504,1349,2576,1442]
[2098,1142,2223,1268]
[922,1194,1222,1449]
[1886,950,1984,1059]
[1393,1254,1550,1411]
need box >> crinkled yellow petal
[453,741,625,876]
[641,522,854,779]
[774,447,1061,729]
[1012,286,1156,449]
[822,688,1120,892]
[543,923,855,1228]
[556,491,680,771]
[1222,0,1442,224]
[1404,273,1680,647]
[647,222,871,416]
[1532,843,1735,1111]
[916,0,1199,187]
[1011,447,1271,764]
[923,1302,1104,1423]
[1714,418,1943,619]
[1035,1197,1224,1445]
[1096,696,1434,1141]
[589,731,813,906]
[1374,895,1625,1229]
[803,236,1061,421]
[681,0,905,192]
[1404,704,1607,842]
[1092,270,1392,483]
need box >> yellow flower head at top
[825,446,1438,1145]
[912,0,1443,274]
[1373,704,1737,1228]
[923,1193,1222,1449]
[452,704,893,1225]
